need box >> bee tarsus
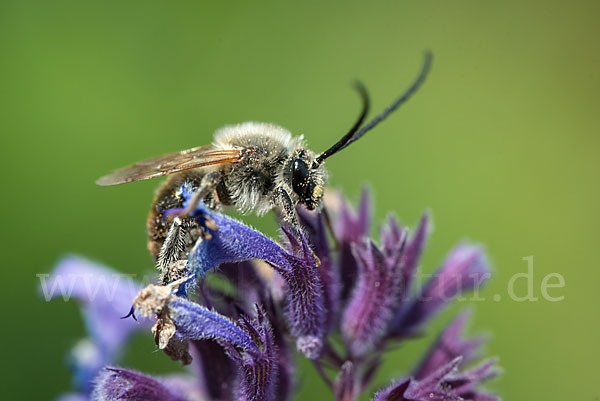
[181,170,223,217]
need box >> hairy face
[288,149,326,210]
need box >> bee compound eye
[292,158,310,196]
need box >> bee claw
[121,305,138,321]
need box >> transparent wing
[96,145,244,186]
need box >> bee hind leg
[159,171,223,284]
[157,217,193,284]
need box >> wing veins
[96,146,244,186]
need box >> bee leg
[210,188,221,209]
[181,171,222,217]
[158,217,186,268]
[161,260,190,286]
[273,187,322,266]
[273,187,300,227]
[157,217,193,284]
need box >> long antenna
[314,82,370,165]
[316,51,433,162]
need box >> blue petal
[43,256,149,353]
[168,300,278,401]
[57,393,89,401]
[168,296,259,353]
[186,202,293,277]
[43,256,151,392]
[92,367,188,401]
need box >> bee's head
[286,149,326,210]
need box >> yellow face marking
[312,183,324,200]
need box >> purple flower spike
[414,311,486,380]
[222,306,278,401]
[55,187,501,401]
[335,189,372,301]
[341,234,406,357]
[297,207,340,333]
[92,367,187,401]
[398,212,430,296]
[336,188,372,243]
[279,226,325,358]
[380,215,405,259]
[334,361,359,401]
[189,340,237,401]
[404,356,463,401]
[186,201,325,358]
[373,355,499,401]
[444,359,500,401]
[392,244,491,336]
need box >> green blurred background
[1,0,598,400]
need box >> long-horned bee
[97,53,432,282]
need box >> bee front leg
[273,187,321,266]
[273,187,300,227]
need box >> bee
[97,53,432,283]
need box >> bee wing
[96,145,245,186]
